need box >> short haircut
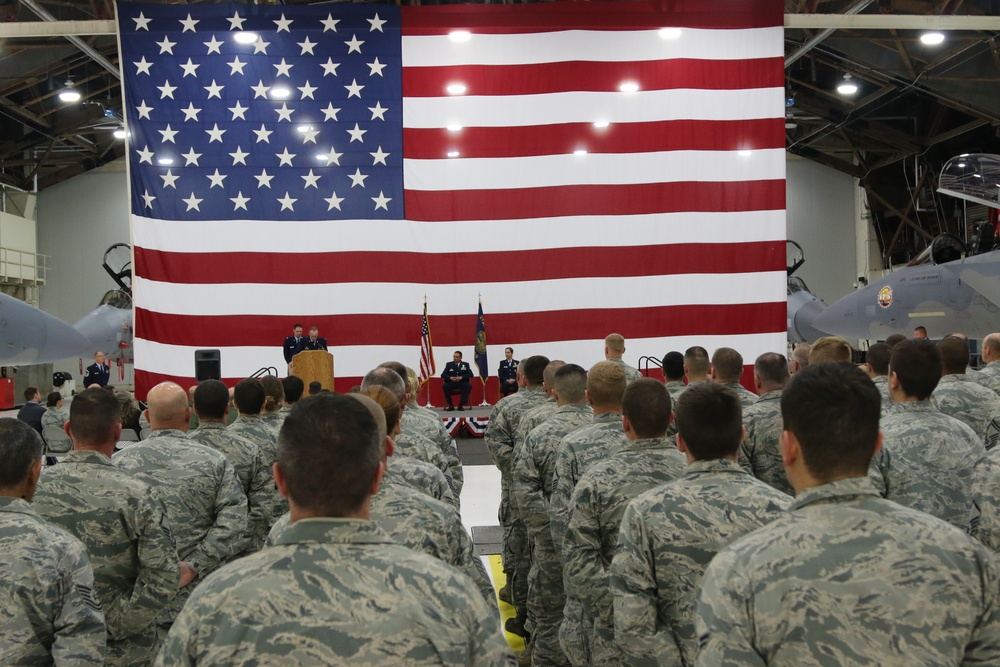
[661,351,685,381]
[309,326,319,333]
[866,343,891,375]
[684,347,710,375]
[505,347,514,354]
[376,362,409,389]
[675,383,742,460]
[622,378,672,439]
[293,323,302,329]
[791,344,811,369]
[754,352,789,388]
[884,333,907,348]
[194,380,230,421]
[260,375,284,412]
[605,333,626,354]
[889,339,941,400]
[711,347,744,382]
[276,394,382,516]
[308,381,322,395]
[809,336,854,365]
[453,350,463,358]
[68,387,121,445]
[521,355,550,386]
[362,367,406,404]
[914,326,928,336]
[983,333,1000,356]
[233,378,266,415]
[781,362,880,481]
[587,361,627,408]
[46,392,62,407]
[543,360,567,388]
[23,387,38,402]
[938,335,970,374]
[553,364,587,403]
[282,376,305,403]
[360,385,400,437]
[0,419,43,488]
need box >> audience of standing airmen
[8,330,1000,666]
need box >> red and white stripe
[132,1,786,396]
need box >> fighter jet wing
[0,292,92,364]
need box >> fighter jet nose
[788,291,829,343]
[812,292,869,339]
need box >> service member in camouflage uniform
[114,382,248,629]
[33,389,180,667]
[710,347,758,407]
[605,333,643,384]
[661,351,687,404]
[807,335,853,365]
[550,361,628,665]
[380,361,465,496]
[683,346,711,386]
[864,342,892,416]
[932,335,1000,449]
[258,375,286,434]
[189,380,275,549]
[228,378,287,521]
[0,419,106,666]
[696,362,1000,667]
[565,379,687,666]
[156,393,513,667]
[40,391,69,429]
[279,375,304,419]
[738,352,792,495]
[513,364,594,664]
[514,360,566,447]
[973,333,1000,396]
[611,383,790,667]
[485,355,550,626]
[871,339,984,531]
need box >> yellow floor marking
[488,554,527,652]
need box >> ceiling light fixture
[58,79,81,103]
[270,87,291,99]
[234,31,258,44]
[920,32,945,46]
[837,74,858,96]
[113,128,127,139]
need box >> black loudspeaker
[194,349,221,382]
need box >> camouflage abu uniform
[188,422,275,550]
[0,496,106,666]
[514,403,593,665]
[159,518,513,666]
[394,430,457,498]
[695,477,1000,666]
[664,381,686,404]
[610,459,790,667]
[720,381,758,409]
[549,411,628,665]
[228,415,287,521]
[932,374,1000,450]
[738,390,793,496]
[41,406,69,430]
[33,450,180,667]
[113,430,248,625]
[871,375,892,416]
[564,436,687,666]
[871,401,984,531]
[384,453,457,510]
[607,357,643,385]
[972,361,1000,397]
[401,405,464,495]
[976,449,1000,553]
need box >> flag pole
[477,294,490,407]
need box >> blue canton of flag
[118,1,403,221]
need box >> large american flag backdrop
[116,0,786,398]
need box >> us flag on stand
[117,1,786,398]
[419,300,435,387]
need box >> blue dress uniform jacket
[282,336,305,364]
[498,359,519,396]
[301,337,328,352]
[84,363,111,388]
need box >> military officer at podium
[283,324,306,365]
[499,348,519,398]
[302,327,328,352]
[442,351,474,411]
[83,351,110,389]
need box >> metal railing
[0,247,48,285]
[637,355,662,377]
[250,367,278,379]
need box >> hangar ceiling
[1,0,999,266]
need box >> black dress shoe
[457,405,465,411]
[445,406,454,412]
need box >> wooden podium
[291,350,334,391]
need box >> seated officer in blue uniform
[498,347,519,398]
[283,323,306,364]
[301,327,328,351]
[441,351,474,411]
[83,351,110,388]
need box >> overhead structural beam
[3,13,1000,40]
[785,0,875,69]
[16,0,119,78]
